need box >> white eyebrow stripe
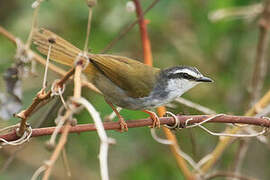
[173,69,198,77]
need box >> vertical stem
[61,147,72,178]
[84,9,93,53]
[250,0,270,104]
[132,0,195,179]
[74,65,82,98]
[42,120,72,180]
[42,44,52,89]
[133,0,153,66]
[230,140,249,180]
[26,5,40,48]
[158,107,195,179]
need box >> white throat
[166,79,199,100]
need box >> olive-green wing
[88,54,160,98]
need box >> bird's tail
[32,28,82,67]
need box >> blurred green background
[0,0,270,179]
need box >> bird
[33,28,213,131]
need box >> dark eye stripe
[168,72,196,80]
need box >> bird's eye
[181,73,193,79]
[182,73,189,78]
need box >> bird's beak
[196,76,213,82]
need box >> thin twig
[42,120,72,180]
[84,7,93,53]
[26,4,40,48]
[101,0,160,53]
[175,97,217,114]
[0,145,25,172]
[205,171,257,180]
[230,140,249,180]
[61,146,72,178]
[42,44,52,89]
[208,4,263,22]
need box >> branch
[1,115,269,146]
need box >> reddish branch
[133,0,153,66]
[1,115,270,142]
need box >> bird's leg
[142,110,160,128]
[105,100,128,132]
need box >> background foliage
[0,0,269,179]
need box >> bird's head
[160,66,213,96]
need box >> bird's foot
[150,113,160,128]
[105,100,127,132]
[143,110,160,128]
[117,116,128,132]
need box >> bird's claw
[150,113,160,128]
[142,110,160,128]
[117,117,128,132]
